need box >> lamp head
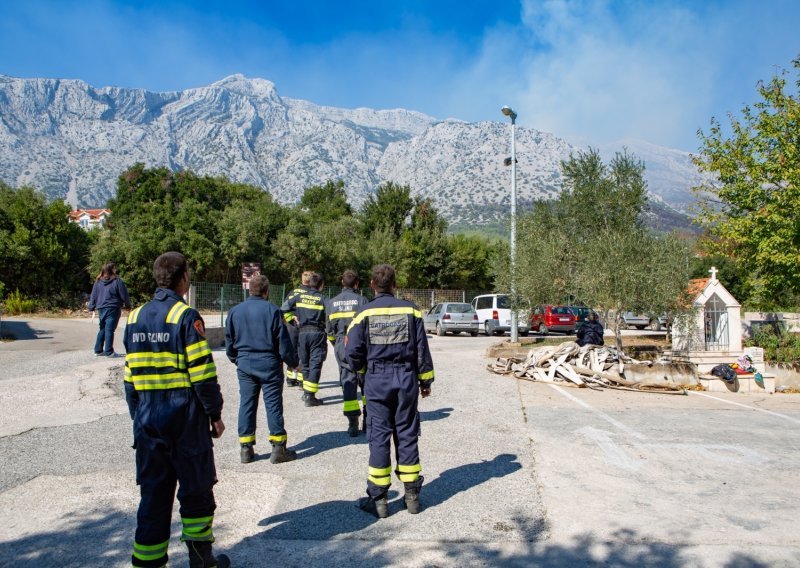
[501,106,517,119]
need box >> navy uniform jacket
[123,288,223,455]
[280,284,327,329]
[345,293,435,389]
[225,295,299,378]
[326,287,368,369]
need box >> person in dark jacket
[88,261,131,357]
[226,273,300,465]
[326,269,369,437]
[123,251,229,568]
[281,271,328,407]
[346,264,435,518]
[576,311,604,347]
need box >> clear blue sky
[2,0,798,151]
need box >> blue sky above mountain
[2,0,798,152]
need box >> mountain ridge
[0,74,701,228]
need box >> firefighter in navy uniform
[225,273,300,465]
[281,271,328,407]
[326,269,368,437]
[123,252,230,568]
[346,264,435,518]
[283,271,312,388]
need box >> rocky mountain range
[0,73,702,229]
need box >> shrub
[3,289,37,315]
[745,326,800,364]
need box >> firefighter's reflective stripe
[132,539,169,563]
[347,306,422,332]
[127,351,186,369]
[166,302,191,325]
[297,302,324,310]
[343,399,360,413]
[181,516,214,542]
[269,433,288,443]
[124,365,133,383]
[186,340,211,362]
[131,373,192,390]
[396,463,422,483]
[368,465,392,486]
[419,370,435,382]
[127,306,143,325]
[189,362,217,383]
[239,434,255,444]
[329,311,356,320]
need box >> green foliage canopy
[0,181,91,303]
[694,56,800,305]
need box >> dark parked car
[570,306,591,329]
[530,305,576,334]
[423,302,479,336]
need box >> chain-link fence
[190,282,491,326]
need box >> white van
[471,293,531,336]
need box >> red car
[530,305,577,334]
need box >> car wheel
[436,323,445,337]
[470,331,478,337]
[538,323,548,335]
[650,319,661,331]
[484,321,492,336]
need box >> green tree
[693,56,800,305]
[93,165,291,297]
[508,150,691,349]
[360,181,414,237]
[299,180,352,221]
[0,182,91,304]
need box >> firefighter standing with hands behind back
[346,264,435,518]
[226,273,301,465]
[281,271,328,406]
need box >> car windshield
[446,303,474,314]
[552,306,571,315]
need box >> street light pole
[501,105,518,343]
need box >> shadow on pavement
[250,490,400,541]
[420,406,453,421]
[0,321,51,340]
[292,430,367,459]
[0,508,130,567]
[424,453,524,510]
[441,528,773,568]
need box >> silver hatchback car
[423,302,479,336]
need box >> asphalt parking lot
[1,317,799,567]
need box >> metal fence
[190,281,487,327]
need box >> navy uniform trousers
[237,363,287,446]
[365,361,421,499]
[298,327,327,395]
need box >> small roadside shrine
[672,267,742,354]
[670,267,773,393]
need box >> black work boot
[286,377,299,387]
[186,540,230,568]
[270,443,297,464]
[347,416,359,437]
[358,496,389,519]
[304,393,323,407]
[404,475,424,515]
[240,445,255,464]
